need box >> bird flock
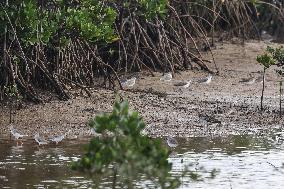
[5,73,236,148]
[9,125,67,146]
[7,72,264,148]
[122,72,266,90]
[121,73,213,89]
[121,72,265,149]
[9,124,180,149]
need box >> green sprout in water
[72,100,180,189]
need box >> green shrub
[257,46,284,74]
[257,46,284,111]
[1,0,118,47]
[72,100,180,189]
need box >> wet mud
[1,40,284,139]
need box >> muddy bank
[0,40,284,139]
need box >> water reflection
[170,134,284,189]
[0,131,284,188]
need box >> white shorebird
[174,80,192,88]
[90,128,96,135]
[166,137,178,148]
[91,127,98,135]
[198,75,212,84]
[90,127,104,138]
[49,134,65,145]
[261,30,274,42]
[49,130,70,144]
[10,126,28,140]
[34,133,49,146]
[121,77,136,88]
[160,73,172,82]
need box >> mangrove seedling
[4,84,21,124]
[257,46,284,112]
[256,52,276,111]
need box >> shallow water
[1,131,284,189]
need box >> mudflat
[1,40,283,139]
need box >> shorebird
[34,133,49,146]
[275,132,284,142]
[49,134,65,145]
[198,75,212,84]
[174,80,192,88]
[261,30,274,42]
[90,127,99,135]
[121,77,136,88]
[90,127,104,138]
[240,75,256,85]
[160,73,172,82]
[10,126,28,141]
[166,137,178,148]
[255,73,266,83]
[49,130,70,145]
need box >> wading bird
[198,75,212,84]
[49,134,65,145]
[90,127,98,135]
[166,137,178,148]
[10,126,28,144]
[49,130,70,145]
[121,77,136,88]
[255,73,266,83]
[160,73,172,82]
[34,133,49,146]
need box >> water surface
[1,131,284,188]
